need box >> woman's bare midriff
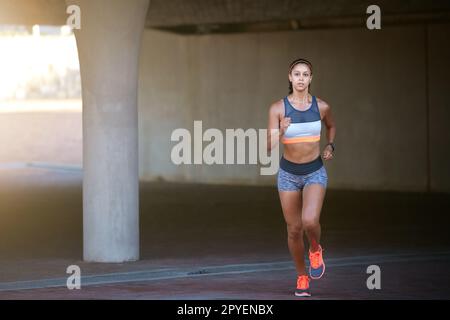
[283,142,321,164]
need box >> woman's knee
[302,216,319,231]
[286,224,303,240]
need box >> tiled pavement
[0,168,449,299]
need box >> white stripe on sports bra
[282,95,322,144]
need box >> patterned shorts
[277,165,328,191]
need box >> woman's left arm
[319,99,336,161]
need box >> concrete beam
[0,0,66,26]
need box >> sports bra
[281,95,322,144]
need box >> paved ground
[0,167,449,299]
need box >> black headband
[289,59,313,73]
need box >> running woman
[267,58,336,297]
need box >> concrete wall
[138,24,450,193]
[428,24,450,193]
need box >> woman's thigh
[278,190,303,227]
[302,183,326,223]
[277,168,303,225]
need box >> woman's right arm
[267,102,290,153]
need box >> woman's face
[289,63,312,93]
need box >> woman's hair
[288,58,313,94]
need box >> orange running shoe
[309,245,325,279]
[295,275,311,297]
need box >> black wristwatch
[326,142,335,152]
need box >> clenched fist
[322,144,334,160]
[280,117,291,135]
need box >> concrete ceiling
[1,0,450,34]
[146,0,450,34]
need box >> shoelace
[297,276,309,289]
[309,250,322,269]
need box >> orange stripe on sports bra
[282,135,321,144]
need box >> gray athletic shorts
[277,166,328,191]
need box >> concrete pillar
[66,0,149,262]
